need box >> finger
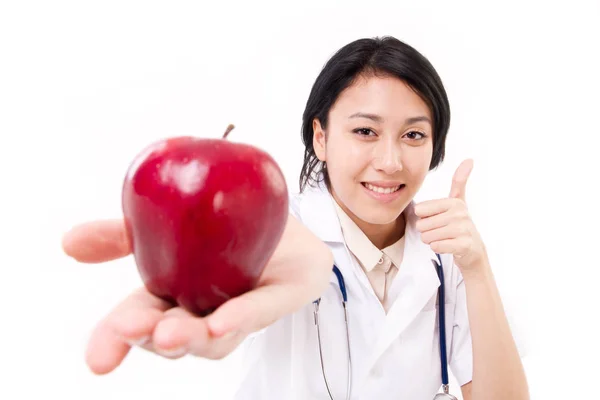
[85,288,172,373]
[206,284,294,338]
[153,311,245,360]
[449,159,474,200]
[415,212,452,233]
[416,206,471,232]
[114,286,174,314]
[62,219,131,263]
[87,312,160,373]
[108,288,172,339]
[85,319,132,375]
[420,224,467,245]
[414,198,455,218]
[109,303,166,344]
[151,308,198,358]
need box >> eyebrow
[349,112,432,126]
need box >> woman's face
[313,74,434,230]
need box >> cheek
[403,148,432,180]
[327,157,359,189]
[345,140,366,159]
[326,138,369,182]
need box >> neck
[356,212,406,249]
[333,192,407,249]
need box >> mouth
[361,182,405,194]
[360,181,406,203]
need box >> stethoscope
[312,253,457,400]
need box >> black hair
[299,36,451,192]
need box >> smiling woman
[236,36,528,399]
[313,76,435,238]
[62,35,528,400]
[299,38,450,194]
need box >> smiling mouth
[361,182,405,194]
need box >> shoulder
[287,183,329,222]
[288,190,303,220]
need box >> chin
[355,209,401,226]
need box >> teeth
[364,183,402,194]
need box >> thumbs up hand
[414,159,488,273]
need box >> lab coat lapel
[365,202,441,370]
[297,184,344,245]
[298,185,442,370]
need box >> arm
[206,213,335,336]
[460,262,528,400]
[63,213,334,373]
[461,382,472,400]
[414,159,528,400]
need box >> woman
[62,36,528,399]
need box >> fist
[414,159,487,272]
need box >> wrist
[460,257,493,283]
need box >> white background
[1,0,599,399]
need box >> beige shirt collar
[332,200,405,272]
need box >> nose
[372,138,403,174]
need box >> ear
[312,118,327,162]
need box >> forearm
[462,261,529,400]
[264,214,333,300]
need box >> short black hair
[299,36,451,192]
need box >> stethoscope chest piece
[433,394,458,400]
[433,384,458,400]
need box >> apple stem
[223,124,235,139]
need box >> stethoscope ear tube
[332,265,347,302]
[434,254,450,386]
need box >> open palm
[63,217,332,374]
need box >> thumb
[449,159,474,200]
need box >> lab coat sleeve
[449,273,474,387]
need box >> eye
[352,128,376,137]
[404,131,427,140]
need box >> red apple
[121,125,289,317]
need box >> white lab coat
[234,182,475,399]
